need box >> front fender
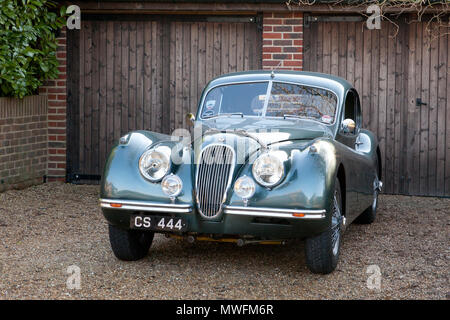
[227,139,342,230]
[100,131,194,206]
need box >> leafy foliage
[0,0,66,98]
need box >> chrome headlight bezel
[139,145,172,182]
[251,151,287,187]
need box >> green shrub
[0,0,66,98]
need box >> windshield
[200,81,337,124]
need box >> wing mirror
[342,118,356,134]
[186,113,195,126]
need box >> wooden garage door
[304,19,450,197]
[67,16,262,180]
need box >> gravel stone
[0,182,448,299]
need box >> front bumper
[100,199,329,239]
[100,199,192,213]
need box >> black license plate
[130,215,187,232]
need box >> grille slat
[196,144,234,218]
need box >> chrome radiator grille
[196,144,235,218]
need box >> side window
[344,91,355,121]
[354,91,362,129]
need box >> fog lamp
[161,174,183,198]
[234,176,256,202]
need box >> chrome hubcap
[331,191,342,256]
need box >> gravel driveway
[0,182,448,299]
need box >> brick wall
[0,96,48,192]
[39,28,67,182]
[262,12,303,71]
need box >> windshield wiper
[234,129,268,150]
[203,112,244,119]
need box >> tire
[305,178,343,274]
[108,224,154,261]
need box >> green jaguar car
[100,71,382,274]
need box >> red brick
[272,13,295,19]
[49,156,66,162]
[263,26,273,32]
[57,163,66,169]
[263,18,283,25]
[274,53,293,60]
[263,32,282,39]
[48,128,66,135]
[273,40,292,46]
[284,19,303,25]
[283,32,302,39]
[56,52,66,59]
[273,26,293,32]
[57,95,67,101]
[283,46,302,53]
[47,88,65,93]
[262,60,281,67]
[283,60,303,67]
[48,114,66,121]
[48,122,66,128]
[262,53,272,60]
[48,101,66,107]
[262,46,282,53]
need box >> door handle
[416,98,427,107]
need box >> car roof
[206,70,353,97]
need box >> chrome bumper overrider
[223,206,326,219]
[99,199,192,213]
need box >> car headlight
[139,146,171,182]
[252,152,286,187]
[234,176,256,200]
[161,174,183,198]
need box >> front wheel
[108,224,154,261]
[305,178,343,274]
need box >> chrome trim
[198,78,341,126]
[195,144,236,219]
[99,199,192,213]
[223,205,326,219]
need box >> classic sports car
[100,71,382,274]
